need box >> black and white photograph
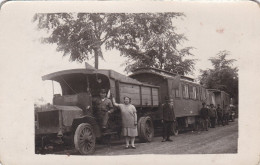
[0,1,260,165]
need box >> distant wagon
[206,89,230,109]
[35,68,159,154]
[206,89,233,121]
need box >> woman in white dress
[112,96,138,149]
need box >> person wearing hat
[161,96,176,142]
[92,89,114,131]
[200,102,209,131]
[209,104,217,128]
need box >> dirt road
[51,119,238,155]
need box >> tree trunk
[94,49,99,69]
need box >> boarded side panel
[152,88,159,106]
[141,86,152,106]
[119,83,141,105]
[130,73,167,105]
[120,86,140,94]
[141,87,151,94]
[152,88,158,96]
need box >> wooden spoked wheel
[74,123,96,155]
[138,116,154,142]
[171,121,179,136]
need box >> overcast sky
[0,1,259,103]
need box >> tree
[33,13,189,70]
[199,50,238,104]
[209,50,236,70]
[122,47,196,75]
[107,14,196,75]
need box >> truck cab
[35,68,159,155]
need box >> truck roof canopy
[42,69,158,88]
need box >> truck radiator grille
[38,111,59,129]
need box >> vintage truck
[35,68,160,154]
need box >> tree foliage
[199,50,238,104]
[33,12,195,74]
[123,46,196,75]
[114,14,196,75]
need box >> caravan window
[201,88,207,101]
[182,84,189,99]
[196,87,200,100]
[175,85,181,98]
[189,85,193,99]
[193,86,197,99]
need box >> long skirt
[122,127,138,137]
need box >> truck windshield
[57,73,110,97]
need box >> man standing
[161,96,176,142]
[216,104,224,126]
[209,104,217,128]
[92,89,114,131]
[223,105,230,125]
[200,102,209,131]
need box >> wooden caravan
[130,68,207,132]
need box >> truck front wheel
[74,123,96,155]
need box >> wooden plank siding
[141,86,151,106]
[119,83,141,105]
[117,82,159,107]
[128,73,167,105]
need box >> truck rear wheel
[74,123,96,155]
[171,121,179,136]
[138,116,154,142]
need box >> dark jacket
[216,107,223,116]
[92,97,114,117]
[200,107,209,119]
[209,107,217,118]
[162,102,176,121]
